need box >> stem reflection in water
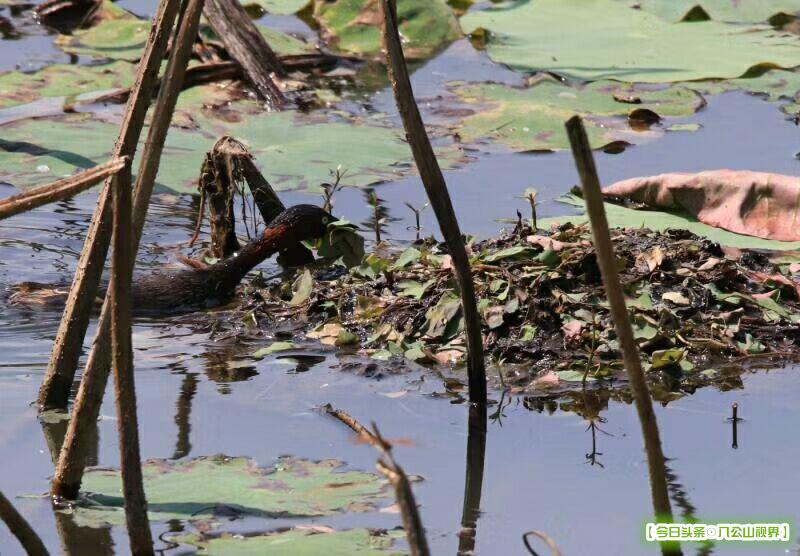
[457,404,487,555]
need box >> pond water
[1,3,800,555]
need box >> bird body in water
[9,204,334,314]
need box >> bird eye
[322,216,330,224]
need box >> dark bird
[9,204,334,314]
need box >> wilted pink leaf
[533,370,560,389]
[562,320,583,340]
[603,170,800,241]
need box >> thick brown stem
[38,0,182,412]
[203,0,287,109]
[110,161,154,555]
[0,158,126,220]
[51,0,204,499]
[379,0,486,406]
[0,490,49,556]
[565,116,680,556]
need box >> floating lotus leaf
[66,455,388,527]
[60,6,314,61]
[688,69,800,101]
[452,79,704,151]
[542,196,800,250]
[460,0,800,82]
[58,16,149,61]
[0,61,135,109]
[0,108,459,193]
[250,0,310,14]
[171,528,405,555]
[259,26,317,55]
[312,0,460,59]
[618,0,800,23]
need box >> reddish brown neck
[211,225,292,291]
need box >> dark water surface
[1,4,800,555]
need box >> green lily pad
[58,16,150,62]
[542,196,800,250]
[250,0,310,15]
[61,6,315,61]
[460,0,800,82]
[689,69,800,101]
[312,0,460,59]
[618,0,800,23]
[172,528,405,555]
[452,79,703,151]
[0,109,456,193]
[259,26,318,55]
[68,455,388,527]
[0,61,135,109]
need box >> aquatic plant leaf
[250,0,310,15]
[0,61,135,109]
[312,0,460,59]
[542,196,800,250]
[60,7,315,61]
[253,341,298,358]
[317,220,365,268]
[397,279,433,299]
[482,245,534,262]
[0,110,451,193]
[258,26,318,55]
[290,270,314,306]
[171,528,404,555]
[70,456,388,526]
[619,0,800,23]
[308,322,360,345]
[603,170,800,242]
[650,348,686,370]
[423,292,462,339]
[460,0,800,82]
[389,247,421,269]
[452,80,703,151]
[58,17,149,61]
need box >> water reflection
[457,404,487,555]
[39,414,114,555]
[172,370,198,460]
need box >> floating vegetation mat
[246,223,800,398]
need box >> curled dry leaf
[604,170,800,242]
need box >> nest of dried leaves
[244,222,800,396]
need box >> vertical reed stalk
[565,116,680,556]
[110,161,154,555]
[379,0,486,405]
[52,0,203,498]
[38,0,182,412]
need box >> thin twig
[321,403,377,445]
[0,158,126,220]
[380,0,486,406]
[565,116,680,556]
[372,424,430,556]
